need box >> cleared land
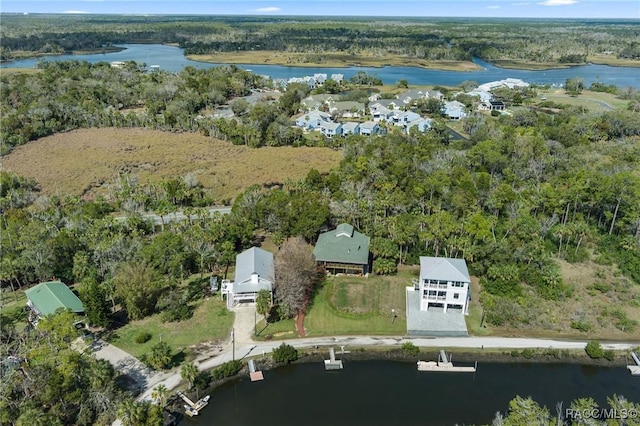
[108,295,234,360]
[1,128,342,201]
[188,51,481,71]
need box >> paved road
[114,206,231,226]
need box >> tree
[181,361,198,389]
[272,342,298,364]
[113,261,163,320]
[146,342,172,370]
[396,78,409,88]
[79,278,111,327]
[151,384,168,407]
[565,77,585,96]
[273,237,321,318]
[256,289,271,318]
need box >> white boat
[184,405,199,417]
[193,394,210,411]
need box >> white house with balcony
[221,247,273,308]
[418,256,470,314]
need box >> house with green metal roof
[25,281,85,320]
[313,223,370,275]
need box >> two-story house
[418,256,470,314]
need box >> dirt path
[295,312,306,337]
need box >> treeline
[2,14,639,64]
[0,60,266,153]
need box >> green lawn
[108,296,234,359]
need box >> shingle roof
[419,257,470,283]
[25,281,85,317]
[313,223,370,265]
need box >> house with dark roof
[25,281,85,322]
[313,223,370,275]
[418,257,470,314]
[222,247,274,307]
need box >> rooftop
[313,223,370,265]
[25,281,85,317]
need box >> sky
[1,0,639,19]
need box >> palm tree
[180,361,198,389]
[151,384,168,407]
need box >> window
[454,293,459,299]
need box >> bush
[272,343,298,364]
[571,320,592,332]
[210,360,243,381]
[135,332,152,344]
[585,341,604,359]
[603,350,615,361]
[521,348,535,359]
[400,342,420,357]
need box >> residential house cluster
[273,73,344,91]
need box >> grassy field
[537,89,630,112]
[188,51,481,72]
[258,267,417,338]
[587,55,640,68]
[2,128,342,201]
[108,295,234,359]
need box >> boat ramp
[417,350,477,373]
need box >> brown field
[187,51,481,72]
[1,128,342,200]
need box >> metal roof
[25,281,85,317]
[233,247,274,293]
[419,257,470,283]
[313,223,370,265]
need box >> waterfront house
[418,257,470,314]
[222,247,273,308]
[313,223,370,275]
[330,73,344,84]
[25,281,85,322]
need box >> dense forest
[1,14,639,64]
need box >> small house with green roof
[313,223,370,275]
[25,281,85,321]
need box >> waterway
[188,360,639,425]
[3,44,640,89]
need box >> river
[3,44,640,89]
[186,360,639,426]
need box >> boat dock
[324,347,344,370]
[177,390,210,416]
[249,359,264,381]
[628,351,640,376]
[417,350,477,372]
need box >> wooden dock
[249,359,264,381]
[324,347,344,370]
[628,351,640,376]
[417,350,477,373]
[177,390,210,416]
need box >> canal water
[3,44,640,89]
[186,360,639,426]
